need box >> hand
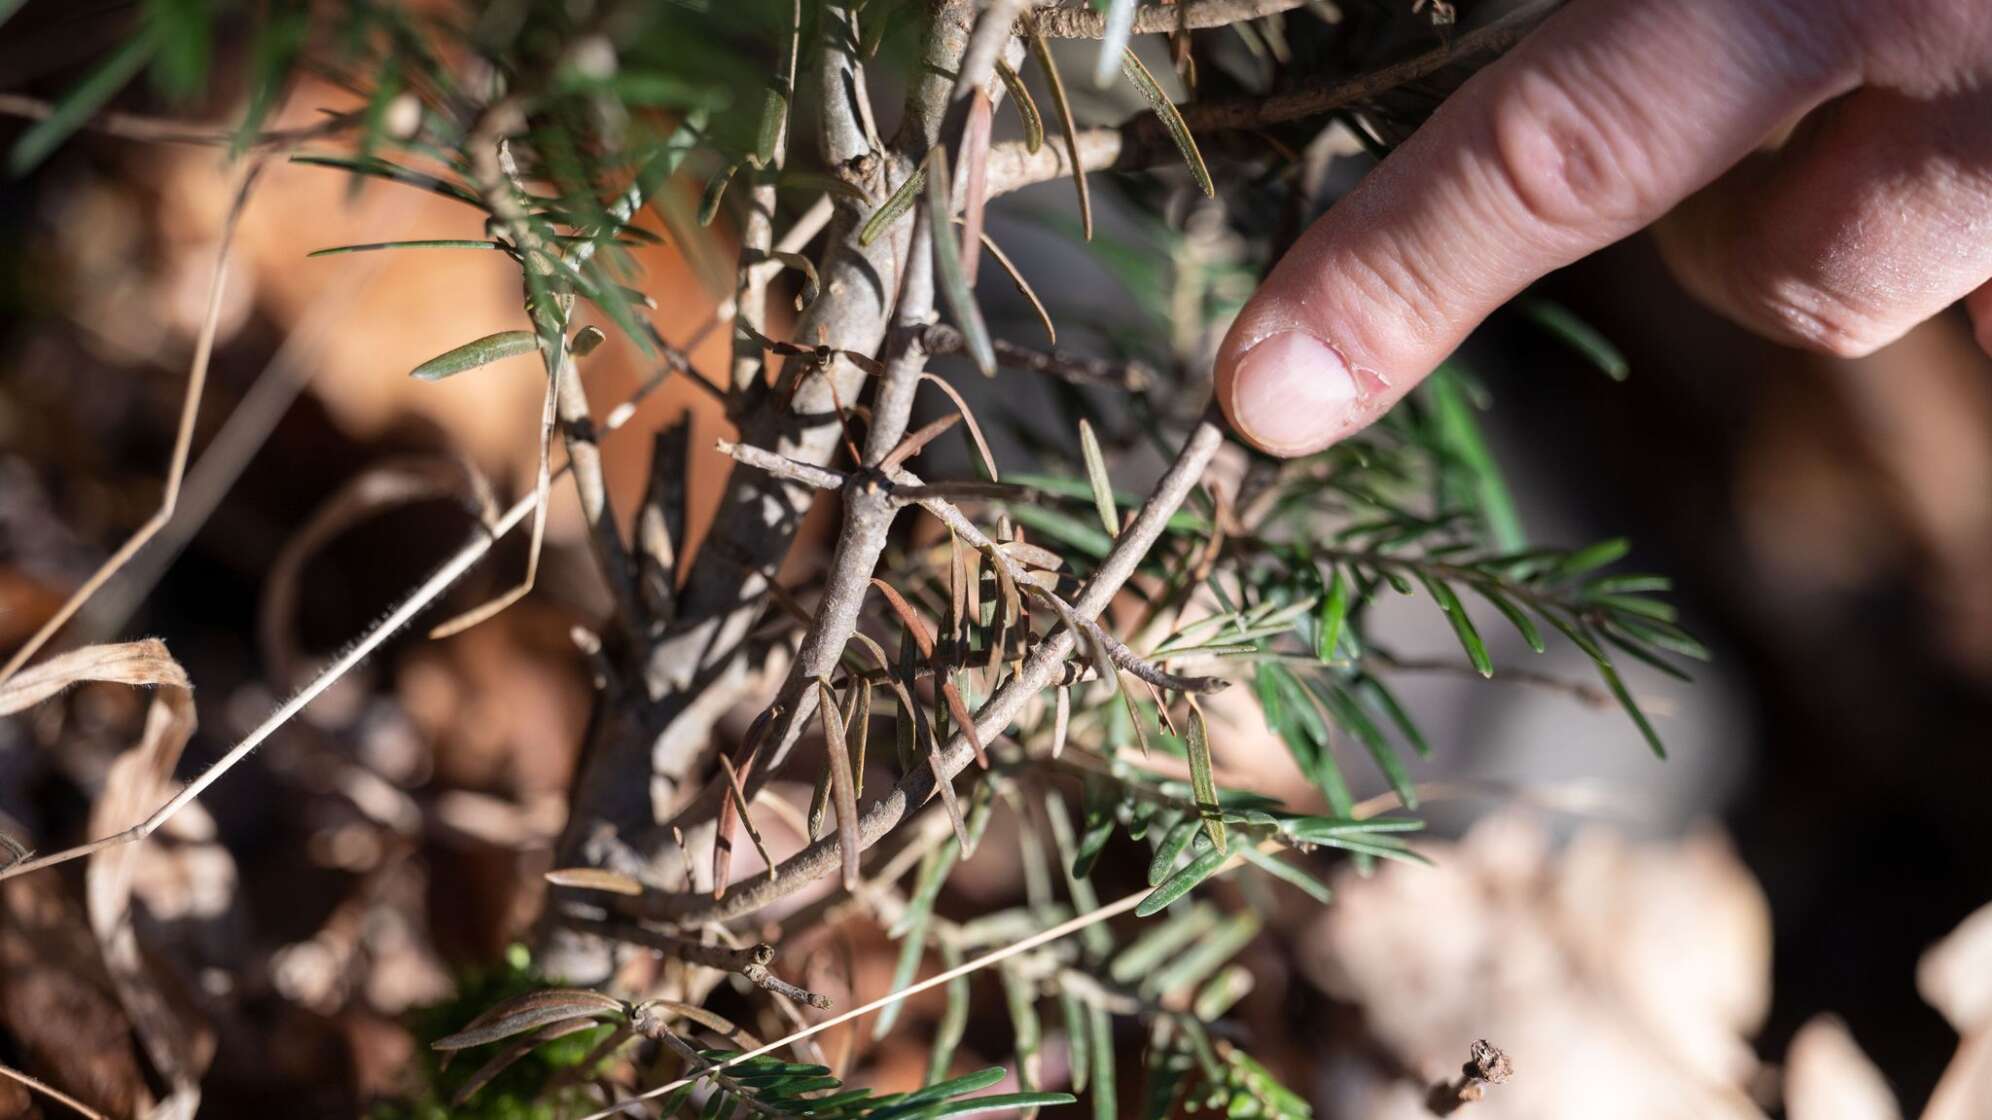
[1214,0,1992,456]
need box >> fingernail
[1227,331,1359,454]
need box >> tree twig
[1032,0,1305,38]
[924,323,1155,391]
[0,93,356,149]
[984,1,1558,198]
[0,1062,106,1120]
[563,917,832,1009]
[713,439,1230,696]
[629,419,1227,925]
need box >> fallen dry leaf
[1302,812,1771,1119]
[0,638,189,716]
[79,641,212,1120]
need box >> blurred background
[3,3,1992,1117]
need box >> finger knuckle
[1342,237,1452,357]
[1844,0,1991,89]
[1483,70,1652,239]
[1740,272,1892,358]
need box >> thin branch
[555,350,647,648]
[631,419,1227,925]
[658,0,1024,882]
[924,323,1155,391]
[0,315,696,883]
[985,1,1558,198]
[0,1063,105,1120]
[0,93,357,148]
[581,883,1153,1120]
[1033,0,1306,38]
[582,829,1277,1120]
[713,439,850,496]
[77,208,412,639]
[564,917,831,1009]
[431,109,586,638]
[713,439,1230,694]
[0,156,265,685]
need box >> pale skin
[1215,0,1992,456]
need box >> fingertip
[1216,324,1367,457]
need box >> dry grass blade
[260,455,494,686]
[815,679,864,891]
[871,578,939,660]
[1001,540,1065,571]
[1027,22,1093,240]
[995,59,1044,153]
[950,531,969,648]
[0,158,263,687]
[851,633,969,847]
[82,640,205,1118]
[719,754,777,885]
[879,413,964,472]
[964,544,984,652]
[958,88,992,284]
[578,883,1171,1120]
[809,682,870,839]
[0,639,189,716]
[714,709,777,896]
[0,1063,106,1120]
[871,578,989,768]
[916,372,1002,481]
[975,227,1056,344]
[633,999,765,1048]
[990,547,1022,680]
[1120,48,1215,197]
[546,867,646,895]
[1,471,545,885]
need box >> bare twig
[79,209,412,639]
[714,438,849,493]
[713,439,1231,695]
[653,0,1026,883]
[0,1063,106,1120]
[0,314,691,883]
[582,829,1276,1120]
[631,420,1227,925]
[985,1,1558,198]
[0,93,356,148]
[431,109,643,639]
[583,884,1151,1120]
[563,917,831,1009]
[924,323,1155,391]
[1032,0,1306,38]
